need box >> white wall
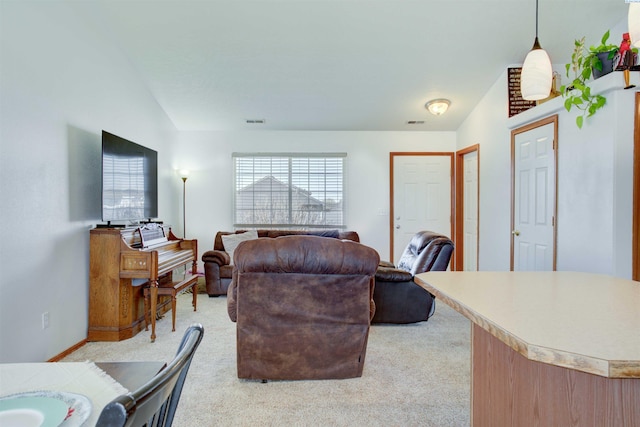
[554,83,636,277]
[458,65,638,276]
[0,2,177,362]
[1,4,634,364]
[0,1,455,363]
[172,131,456,262]
[457,70,513,270]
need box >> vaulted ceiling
[83,0,628,131]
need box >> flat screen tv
[101,131,158,223]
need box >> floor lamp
[180,170,190,238]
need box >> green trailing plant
[560,30,618,129]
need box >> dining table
[0,360,165,426]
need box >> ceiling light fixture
[630,3,640,48]
[425,99,450,116]
[520,0,552,101]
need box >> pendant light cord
[531,0,541,50]
[535,0,539,38]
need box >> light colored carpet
[63,291,471,426]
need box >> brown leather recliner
[372,231,454,324]
[227,235,379,381]
[201,229,360,297]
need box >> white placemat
[0,361,128,426]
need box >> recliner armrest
[375,266,413,282]
[201,250,230,266]
[378,260,395,268]
[227,272,238,322]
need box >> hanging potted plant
[560,30,619,129]
[587,30,619,79]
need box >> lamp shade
[630,3,640,48]
[520,40,553,101]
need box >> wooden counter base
[472,324,640,426]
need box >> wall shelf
[508,71,639,129]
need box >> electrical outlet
[42,312,50,329]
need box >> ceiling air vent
[246,119,265,124]
[406,120,425,125]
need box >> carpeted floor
[63,290,471,426]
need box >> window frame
[232,152,347,229]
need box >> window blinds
[232,153,346,229]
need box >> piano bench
[143,273,199,338]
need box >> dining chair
[96,323,204,427]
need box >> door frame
[454,144,480,271]
[510,115,559,271]
[389,152,455,260]
[633,92,640,281]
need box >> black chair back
[96,323,204,427]
[372,231,454,324]
[396,231,454,274]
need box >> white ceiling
[84,0,628,131]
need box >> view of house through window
[233,153,346,229]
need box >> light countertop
[414,271,640,378]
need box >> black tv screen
[101,131,158,222]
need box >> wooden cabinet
[88,226,197,342]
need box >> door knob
[396,225,401,229]
[512,230,520,236]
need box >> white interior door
[392,154,452,264]
[463,150,479,271]
[513,122,556,271]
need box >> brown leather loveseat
[227,235,379,380]
[201,229,359,297]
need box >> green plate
[0,396,68,427]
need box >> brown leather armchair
[372,231,454,324]
[227,235,379,381]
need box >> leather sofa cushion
[213,229,357,251]
[227,235,379,323]
[234,235,378,275]
[203,229,361,297]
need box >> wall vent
[406,120,425,125]
[246,119,265,124]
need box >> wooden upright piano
[88,224,198,342]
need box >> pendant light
[630,3,640,48]
[520,0,553,101]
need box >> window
[233,153,346,229]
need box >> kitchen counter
[414,271,640,426]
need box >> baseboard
[47,339,87,362]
